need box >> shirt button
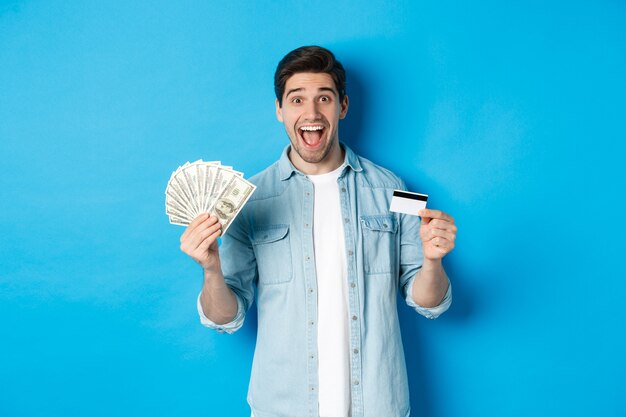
[305,223,309,228]
[383,223,388,228]
[341,187,346,192]
[310,321,315,326]
[352,315,358,321]
[353,348,359,354]
[306,256,310,261]
[348,250,353,256]
[353,380,360,386]
[350,282,356,288]
[308,288,314,293]
[344,218,350,223]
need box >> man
[180,46,457,417]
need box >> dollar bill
[202,163,220,212]
[210,174,256,234]
[181,164,202,215]
[168,175,196,216]
[165,193,194,221]
[209,166,240,210]
[169,214,190,226]
[165,159,255,231]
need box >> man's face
[276,72,348,170]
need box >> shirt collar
[278,142,363,181]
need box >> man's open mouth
[298,125,326,147]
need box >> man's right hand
[180,213,223,272]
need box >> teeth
[300,125,324,131]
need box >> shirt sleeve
[196,204,257,334]
[396,178,452,320]
[404,277,452,319]
[197,292,246,334]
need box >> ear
[339,95,349,119]
[275,99,284,123]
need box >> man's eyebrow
[318,87,337,94]
[285,86,338,98]
[285,87,304,98]
[318,87,338,96]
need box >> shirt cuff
[197,292,246,334]
[405,278,452,320]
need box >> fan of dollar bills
[165,160,256,234]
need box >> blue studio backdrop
[1,1,625,416]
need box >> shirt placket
[301,177,320,417]
[338,174,364,417]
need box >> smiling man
[276,71,347,173]
[179,46,457,417]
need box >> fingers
[431,237,453,252]
[418,209,457,259]
[192,220,222,248]
[418,209,454,224]
[180,215,221,253]
[180,213,210,242]
[187,216,219,244]
[427,227,456,242]
[419,213,457,255]
[421,227,455,252]
[194,227,222,255]
[179,214,222,269]
[428,218,458,233]
[428,234,455,252]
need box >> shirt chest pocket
[360,214,398,275]
[251,224,293,285]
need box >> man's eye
[320,96,330,102]
[292,98,302,104]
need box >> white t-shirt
[308,164,351,417]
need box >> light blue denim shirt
[199,143,451,417]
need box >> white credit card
[389,190,428,216]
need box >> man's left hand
[418,209,457,261]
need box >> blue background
[1,1,625,416]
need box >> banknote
[209,166,240,212]
[211,174,256,234]
[165,160,255,234]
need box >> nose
[303,100,321,120]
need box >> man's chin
[294,143,331,164]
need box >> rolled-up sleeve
[196,202,257,334]
[404,278,452,319]
[197,292,246,334]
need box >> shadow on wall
[339,64,367,155]
[399,258,474,417]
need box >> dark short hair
[274,45,346,107]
